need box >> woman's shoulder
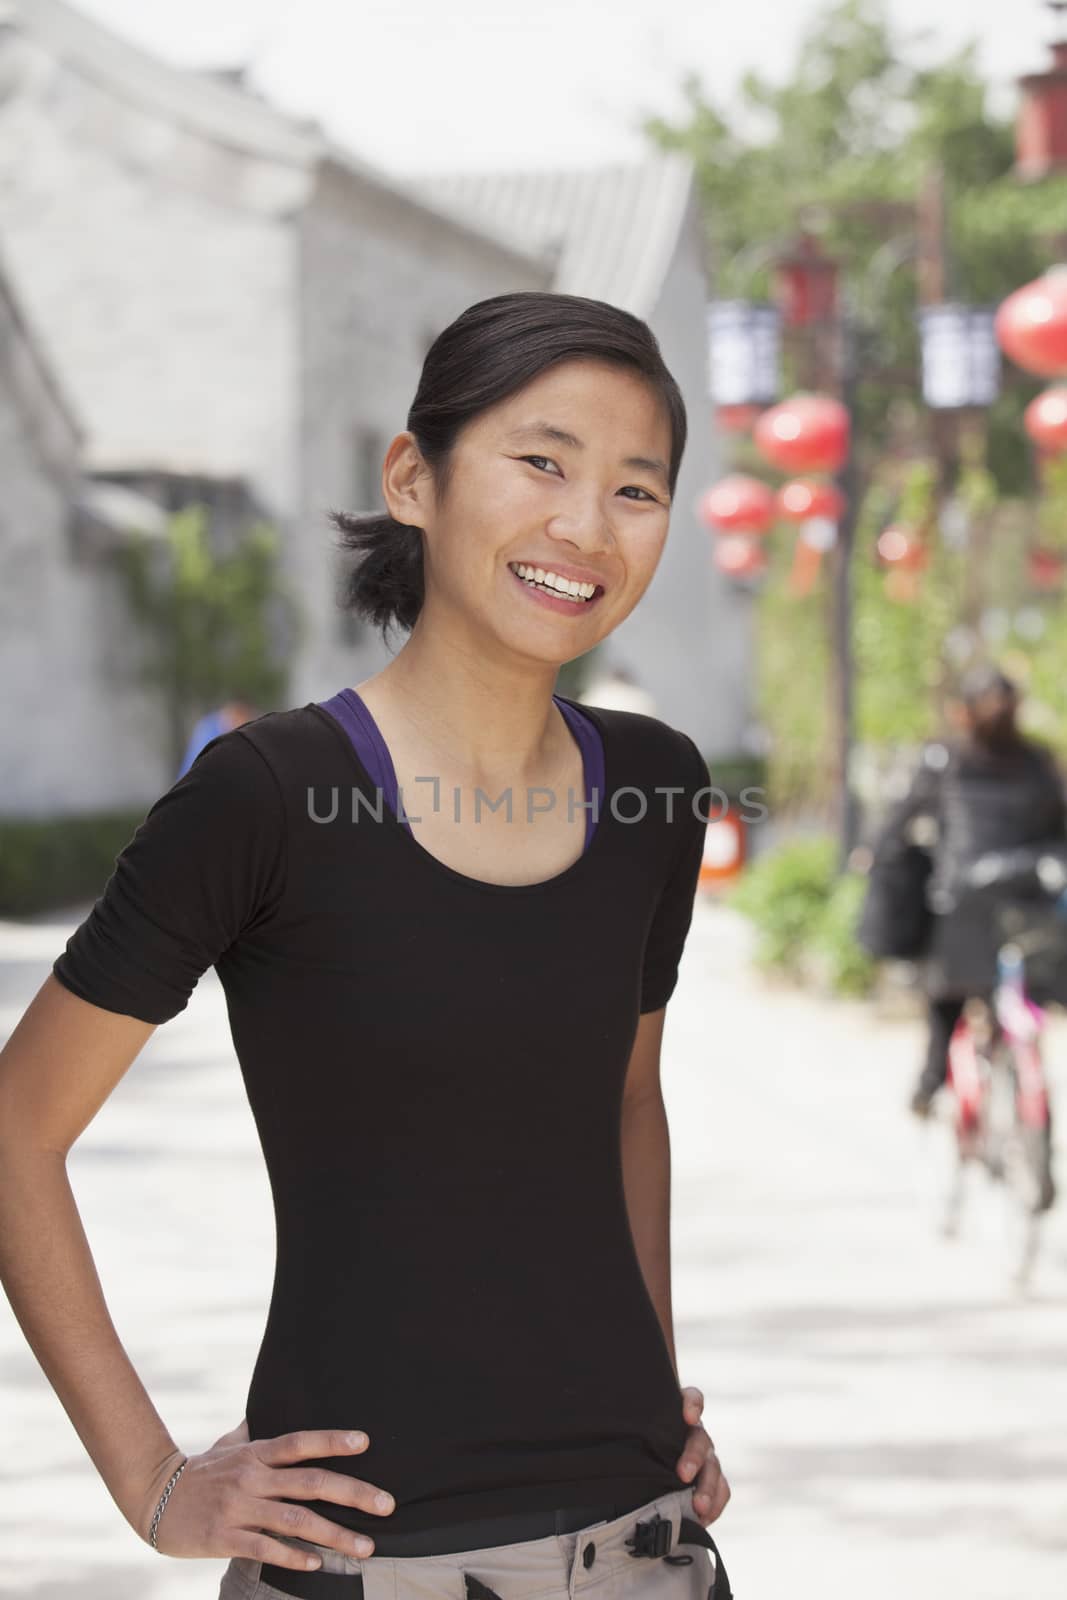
[564,696,704,783]
[229,702,353,780]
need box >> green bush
[729,835,837,973]
[809,870,878,997]
[0,813,143,917]
[729,835,876,997]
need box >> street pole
[831,315,861,870]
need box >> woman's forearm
[0,1145,186,1540]
[620,1089,677,1377]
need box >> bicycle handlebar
[961,845,1067,898]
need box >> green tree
[643,0,1067,813]
[115,506,304,772]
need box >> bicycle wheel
[1019,1119,1056,1215]
[995,1057,1054,1288]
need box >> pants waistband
[256,1486,731,1599]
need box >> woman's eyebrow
[503,422,669,488]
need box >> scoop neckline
[308,692,616,896]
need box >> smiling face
[383,358,675,667]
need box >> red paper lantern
[877,526,927,571]
[753,393,850,474]
[715,403,764,434]
[1028,547,1065,590]
[714,535,767,578]
[775,479,846,523]
[1024,386,1067,452]
[697,474,775,534]
[996,267,1067,377]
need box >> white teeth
[510,562,597,601]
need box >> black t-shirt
[52,696,709,1536]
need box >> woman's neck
[352,634,570,791]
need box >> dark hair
[957,661,1017,707]
[330,291,688,645]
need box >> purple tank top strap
[553,694,605,851]
[317,688,603,850]
[317,688,399,815]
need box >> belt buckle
[625,1512,672,1559]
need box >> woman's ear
[382,432,431,528]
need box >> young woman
[0,291,732,1599]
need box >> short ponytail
[331,509,424,648]
[332,290,687,644]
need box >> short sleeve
[639,733,708,1014]
[52,729,286,1025]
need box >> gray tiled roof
[396,152,695,318]
[9,0,321,165]
[0,243,81,445]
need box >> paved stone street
[2,899,1066,1598]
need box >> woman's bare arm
[620,1006,676,1375]
[621,1005,732,1527]
[0,973,399,1565]
[0,974,186,1540]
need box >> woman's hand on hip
[143,1416,397,1566]
[675,1386,731,1525]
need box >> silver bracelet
[149,1456,188,1551]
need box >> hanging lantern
[995,266,1067,377]
[753,393,850,475]
[1024,386,1067,452]
[1028,547,1065,590]
[787,535,831,597]
[714,535,767,578]
[773,234,839,328]
[877,526,928,571]
[715,403,764,434]
[706,300,781,407]
[918,304,1001,408]
[697,474,775,535]
[885,568,923,603]
[775,479,846,523]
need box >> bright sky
[75,0,1055,176]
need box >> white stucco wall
[292,167,554,705]
[0,30,303,517]
[593,188,754,759]
[0,279,174,814]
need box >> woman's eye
[521,454,561,476]
[522,457,657,502]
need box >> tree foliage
[115,506,304,772]
[643,0,1067,812]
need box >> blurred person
[578,661,658,716]
[177,696,259,779]
[869,663,1067,1117]
[0,292,732,1600]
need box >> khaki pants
[218,1485,723,1600]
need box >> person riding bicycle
[869,663,1067,1117]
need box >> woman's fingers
[222,1528,352,1571]
[260,1464,393,1513]
[692,1454,731,1525]
[680,1385,705,1422]
[675,1419,712,1483]
[241,1495,379,1563]
[254,1428,373,1469]
[148,1428,397,1561]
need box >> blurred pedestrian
[177,696,258,779]
[869,663,1067,1116]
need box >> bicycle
[938,850,1064,1288]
